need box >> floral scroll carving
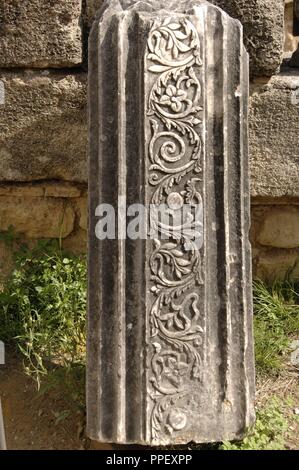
[146,17,205,443]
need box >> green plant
[253,280,299,375]
[220,398,289,450]
[0,239,87,387]
[0,225,21,249]
[40,362,86,411]
[1,238,298,447]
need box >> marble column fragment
[87,0,255,445]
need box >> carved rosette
[146,17,205,443]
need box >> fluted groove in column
[87,0,255,446]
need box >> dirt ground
[0,351,113,450]
[0,350,298,450]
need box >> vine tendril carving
[146,17,205,443]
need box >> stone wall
[0,0,298,282]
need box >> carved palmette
[87,0,255,446]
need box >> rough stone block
[63,228,87,254]
[44,183,82,198]
[257,207,299,248]
[0,197,75,238]
[0,185,44,197]
[87,0,255,446]
[0,241,14,284]
[0,0,82,68]
[212,0,284,77]
[2,70,297,195]
[0,71,87,183]
[86,1,284,76]
[249,70,299,198]
[0,183,82,198]
[254,249,299,281]
[75,198,88,231]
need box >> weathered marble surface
[86,0,285,77]
[87,0,255,445]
